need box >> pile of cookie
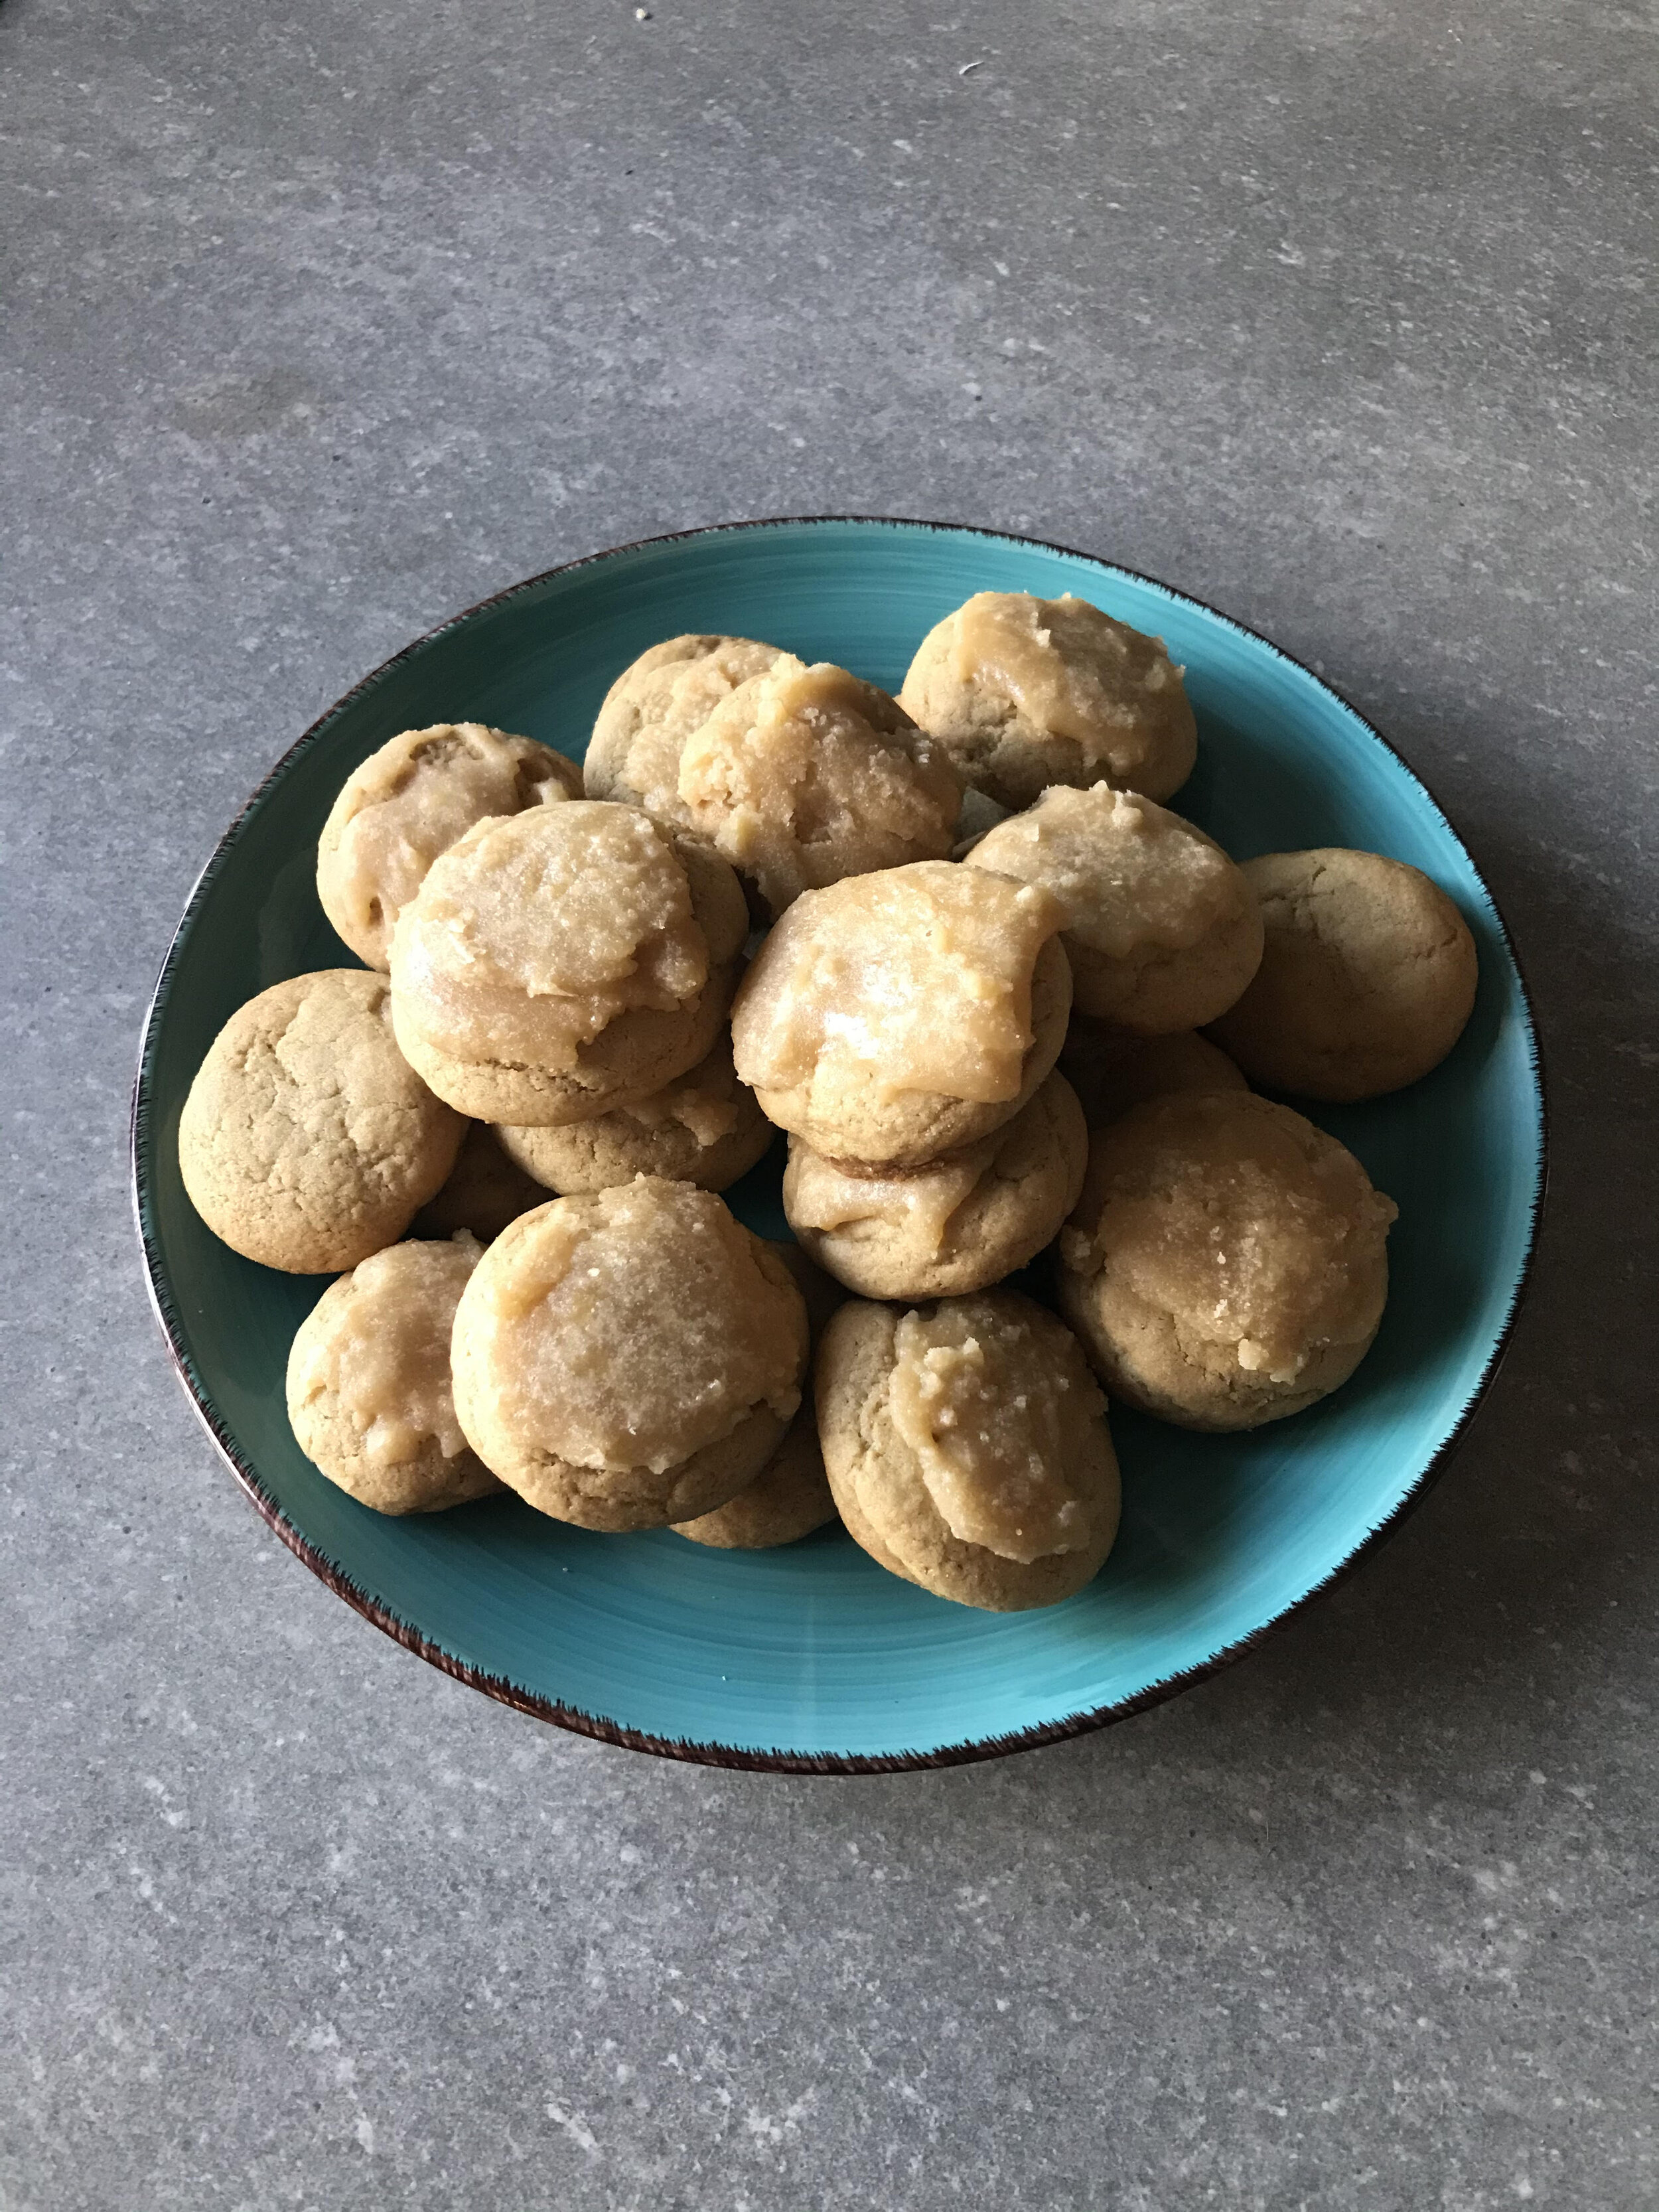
[179,589,1479,1611]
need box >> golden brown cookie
[731,860,1072,1167]
[411,1122,550,1241]
[965,785,1262,1031]
[672,1240,845,1548]
[831,1463,923,1585]
[1207,849,1479,1101]
[286,1235,502,1512]
[317,723,581,970]
[899,591,1196,810]
[1059,1023,1247,1130]
[676,656,962,916]
[451,1179,809,1530]
[817,1291,1121,1611]
[178,969,465,1273]
[783,1070,1088,1299]
[585,634,786,830]
[671,1417,835,1549]
[390,802,749,1126]
[1057,1091,1398,1430]
[496,1035,775,1195]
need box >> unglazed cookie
[672,1240,843,1548]
[411,1122,550,1241]
[1057,1091,1398,1430]
[390,801,749,1126]
[585,634,786,830]
[497,1035,774,1195]
[899,591,1196,810]
[451,1179,809,1531]
[731,860,1072,1167]
[178,969,465,1273]
[676,656,962,916]
[286,1235,502,1512]
[1208,849,1479,1101]
[317,723,582,969]
[1059,1023,1247,1130]
[670,1416,836,1549]
[965,786,1262,1031]
[784,1070,1088,1299]
[817,1291,1121,1611]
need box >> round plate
[132,518,1544,1771]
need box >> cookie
[1059,1023,1246,1130]
[390,801,749,1126]
[784,1070,1088,1299]
[671,1408,835,1548]
[286,1234,501,1513]
[1057,1090,1398,1430]
[317,723,581,970]
[497,1035,775,1196]
[830,1460,923,1586]
[451,1178,809,1531]
[816,1291,1121,1611]
[731,860,1072,1167]
[1206,849,1479,1101]
[411,1122,550,1241]
[899,591,1196,810]
[673,1239,844,1548]
[965,786,1262,1032]
[585,634,786,831]
[677,656,962,916]
[178,968,465,1273]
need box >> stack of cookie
[181,721,827,1546]
[176,589,1478,1617]
[895,597,1473,1443]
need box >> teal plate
[132,518,1544,1771]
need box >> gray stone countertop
[4,1,1656,2205]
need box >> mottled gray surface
[4,0,1657,2203]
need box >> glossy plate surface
[133,518,1544,1769]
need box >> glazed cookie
[731,860,1072,1168]
[817,1291,1121,1611]
[390,801,749,1126]
[317,723,582,969]
[899,591,1196,810]
[179,968,465,1273]
[497,1035,775,1195]
[784,1070,1088,1299]
[1057,1091,1398,1430]
[411,1122,549,1240]
[286,1235,502,1513]
[1059,1023,1246,1130]
[451,1179,809,1531]
[676,656,962,916]
[585,634,786,830]
[965,785,1263,1032]
[1208,849,1479,1101]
